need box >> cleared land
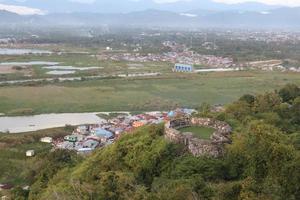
[0,71,299,115]
[179,126,215,140]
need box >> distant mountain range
[0,0,283,14]
[1,7,300,29]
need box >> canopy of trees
[10,84,300,200]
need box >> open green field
[178,126,215,139]
[0,71,299,115]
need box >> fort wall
[164,117,232,157]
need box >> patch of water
[43,66,102,71]
[46,70,76,75]
[0,113,105,133]
[0,61,59,66]
[195,68,240,72]
[0,48,52,55]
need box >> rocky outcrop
[164,117,232,157]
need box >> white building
[40,137,53,143]
[173,63,194,72]
[26,150,35,157]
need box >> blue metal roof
[93,128,113,138]
[168,111,175,117]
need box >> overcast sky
[0,0,299,15]
[1,0,300,7]
[69,0,300,7]
[75,0,300,6]
[213,0,300,6]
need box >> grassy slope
[0,71,299,114]
[29,124,172,199]
[27,124,226,200]
[0,127,72,185]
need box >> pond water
[195,68,239,72]
[0,61,59,66]
[46,70,76,75]
[0,48,52,55]
[0,113,106,133]
[43,66,102,70]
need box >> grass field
[0,53,171,80]
[0,71,299,115]
[178,126,215,139]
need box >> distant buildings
[52,109,196,154]
[97,47,234,68]
[173,63,194,72]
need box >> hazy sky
[0,0,299,15]
[74,0,300,6]
[213,0,300,6]
[1,0,300,7]
[68,0,300,7]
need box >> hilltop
[2,84,299,200]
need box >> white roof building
[40,137,53,143]
[26,150,35,157]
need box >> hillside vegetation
[5,84,300,200]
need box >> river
[0,113,108,133]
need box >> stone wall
[164,117,232,157]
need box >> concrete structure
[164,117,231,157]
[26,150,35,157]
[173,63,194,72]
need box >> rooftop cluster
[53,108,195,154]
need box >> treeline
[10,84,300,200]
[225,83,300,133]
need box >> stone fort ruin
[164,117,232,157]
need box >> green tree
[253,92,282,113]
[239,94,255,105]
[226,101,252,120]
[11,187,29,200]
[278,84,300,103]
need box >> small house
[82,139,99,149]
[40,137,53,143]
[26,150,35,157]
[76,125,89,135]
[64,135,80,143]
[77,148,94,155]
[132,121,145,128]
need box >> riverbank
[0,112,130,133]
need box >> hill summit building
[173,63,194,72]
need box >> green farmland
[0,71,299,115]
